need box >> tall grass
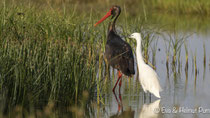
[203,43,206,67]
[194,51,198,78]
[144,0,210,16]
[184,42,189,72]
[0,4,104,117]
[163,32,185,67]
[203,42,206,80]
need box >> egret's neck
[136,38,145,65]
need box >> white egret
[129,33,162,98]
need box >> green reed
[143,33,157,69]
[184,42,189,71]
[172,35,183,65]
[144,0,210,16]
[0,5,105,117]
[164,31,186,66]
[194,51,198,76]
[203,43,206,67]
[143,34,150,64]
[151,40,158,68]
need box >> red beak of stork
[94,8,112,27]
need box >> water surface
[95,15,210,118]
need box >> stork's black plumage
[94,5,135,91]
[105,29,135,76]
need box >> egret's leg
[143,92,146,103]
[149,93,152,103]
[112,71,122,92]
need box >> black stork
[94,5,135,92]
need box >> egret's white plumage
[130,33,162,98]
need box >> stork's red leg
[119,88,123,111]
[112,71,122,92]
[119,77,122,92]
[113,89,121,112]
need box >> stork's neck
[136,38,145,66]
[108,11,120,33]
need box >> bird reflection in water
[110,91,161,118]
[110,91,135,118]
[139,100,161,118]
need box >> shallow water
[94,28,210,118]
